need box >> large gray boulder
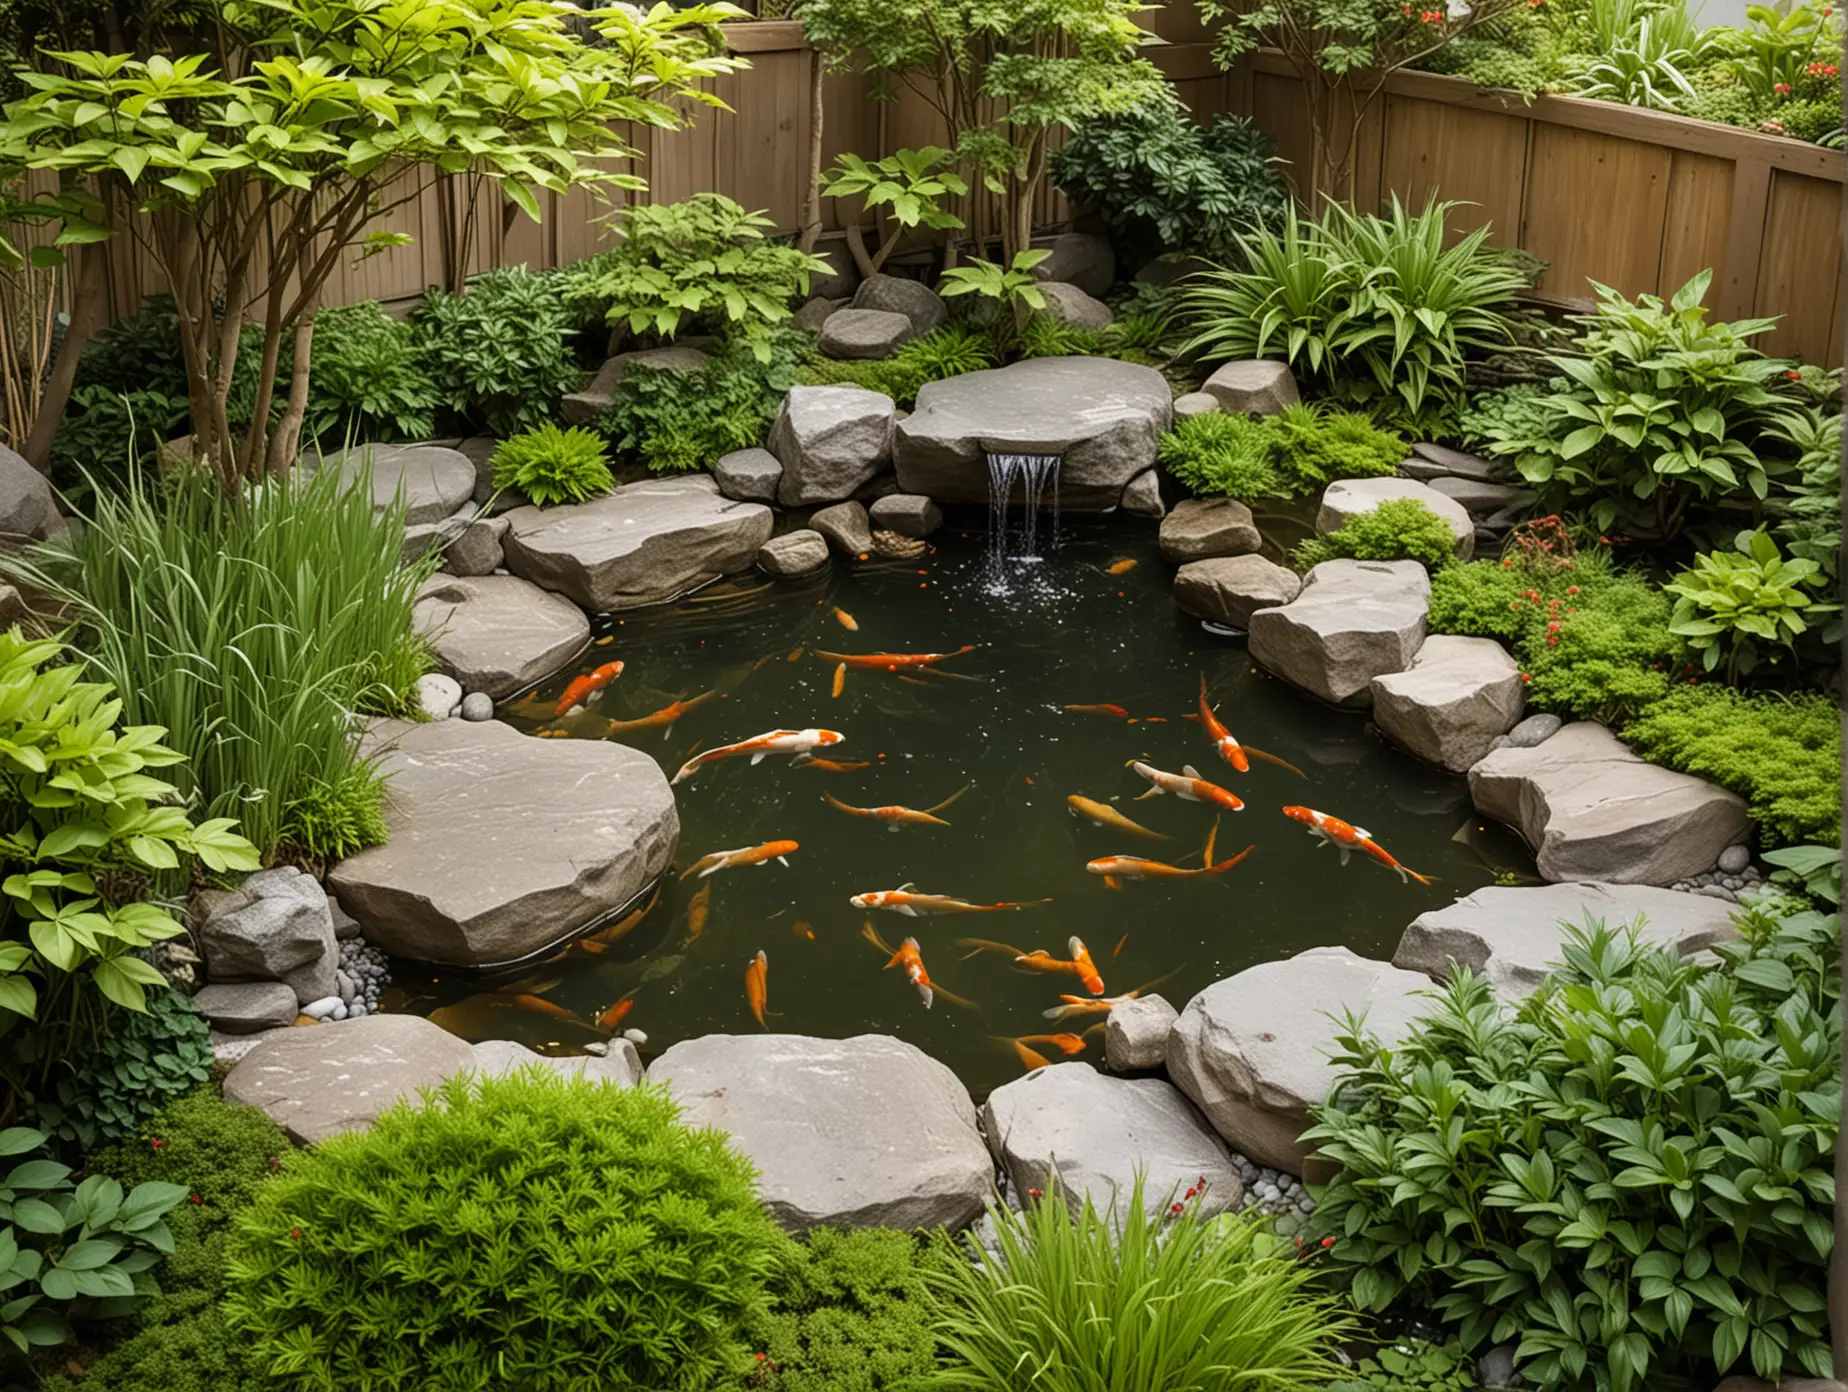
[818,309,912,360]
[1173,555,1301,629]
[1200,361,1298,416]
[1370,635,1523,772]
[413,574,590,701]
[757,530,831,578]
[713,448,783,504]
[1104,994,1178,1072]
[196,867,337,1005]
[809,244,861,302]
[1167,946,1434,1174]
[1157,498,1261,563]
[223,1014,477,1145]
[470,1037,642,1087]
[1394,882,1741,997]
[0,444,61,542]
[327,719,678,968]
[560,346,709,426]
[1248,559,1430,708]
[983,1064,1242,1220]
[1029,232,1115,298]
[1428,476,1528,518]
[851,274,946,336]
[1404,441,1513,484]
[502,476,772,612]
[443,514,509,578]
[1119,471,1164,518]
[1035,283,1113,331]
[1469,723,1751,885]
[895,358,1172,510]
[326,444,477,525]
[768,386,896,507]
[1317,477,1474,560]
[649,1033,991,1232]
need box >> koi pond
[390,514,1533,1097]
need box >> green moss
[1294,498,1460,571]
[1159,402,1404,502]
[1157,413,1281,500]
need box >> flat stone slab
[819,308,912,359]
[561,346,709,427]
[224,1014,477,1145]
[983,1063,1242,1220]
[414,574,590,701]
[1200,360,1298,416]
[1371,634,1523,772]
[1248,560,1430,708]
[470,1038,642,1087]
[758,530,831,577]
[896,357,1173,509]
[502,475,772,613]
[648,1033,991,1233]
[193,982,299,1034]
[327,719,677,968]
[1167,946,1433,1174]
[769,386,896,507]
[1395,881,1741,997]
[1173,555,1301,629]
[1158,498,1261,563]
[327,444,476,525]
[713,448,782,503]
[1317,477,1474,560]
[1470,722,1751,885]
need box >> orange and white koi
[1067,937,1104,995]
[1086,842,1254,889]
[672,729,844,784]
[556,660,624,717]
[791,754,872,773]
[851,884,1050,916]
[680,839,799,880]
[1197,673,1248,772]
[1129,760,1245,813]
[744,950,768,1028]
[1282,805,1434,885]
[824,786,968,830]
[603,688,718,740]
[886,936,937,1008]
[812,646,975,671]
[1064,703,1130,719]
[1067,795,1170,841]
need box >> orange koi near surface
[1129,760,1245,813]
[1088,821,1255,888]
[1105,558,1137,576]
[831,606,859,632]
[1005,1038,1054,1073]
[1042,991,1146,1023]
[603,688,719,740]
[851,885,1051,916]
[595,996,635,1033]
[831,664,846,698]
[1191,677,1307,777]
[861,923,973,1009]
[680,839,799,880]
[791,754,872,773]
[1064,703,1130,719]
[744,950,769,1028]
[1282,805,1434,885]
[1068,937,1105,995]
[555,660,624,717]
[672,729,844,784]
[1015,1032,1087,1056]
[824,786,967,829]
[812,646,975,671]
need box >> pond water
[388,511,1533,1098]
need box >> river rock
[459,692,494,721]
[1248,559,1430,708]
[1718,844,1752,875]
[470,1037,642,1087]
[192,982,299,1034]
[1167,946,1433,1174]
[713,448,783,504]
[1036,283,1113,330]
[819,308,913,360]
[327,719,677,968]
[811,501,874,557]
[983,1064,1242,1220]
[1370,635,1523,772]
[502,476,772,612]
[443,514,508,577]
[196,867,337,1005]
[0,444,61,542]
[1158,498,1261,563]
[224,1014,478,1146]
[649,1033,991,1232]
[869,493,943,538]
[1200,361,1298,416]
[768,386,896,507]
[414,574,590,701]
[1104,994,1178,1071]
[1505,712,1563,748]
[1428,476,1529,518]
[851,274,946,336]
[895,358,1172,509]
[809,244,861,301]
[758,530,831,577]
[1029,232,1115,298]
[1119,471,1165,518]
[1316,477,1474,560]
[560,346,709,426]
[416,673,463,720]
[1393,881,1741,997]
[327,444,477,525]
[1173,555,1301,629]
[1173,392,1220,420]
[1470,722,1751,885]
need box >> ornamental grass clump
[225,1070,791,1392]
[489,424,616,506]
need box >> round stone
[1717,844,1751,874]
[460,692,495,722]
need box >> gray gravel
[336,936,392,1018]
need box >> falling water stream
[983,452,1062,583]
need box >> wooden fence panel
[1377,95,1528,244]
[1757,170,1844,365]
[1521,124,1674,300]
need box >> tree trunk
[799,51,826,254]
[266,288,318,475]
[19,240,109,472]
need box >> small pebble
[1717,844,1751,875]
[460,692,494,722]
[582,1041,609,1057]
[622,1028,648,1046]
[302,995,343,1020]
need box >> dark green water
[392,513,1532,1098]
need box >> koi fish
[685,883,711,943]
[832,606,859,632]
[1068,937,1105,995]
[511,994,585,1027]
[1197,673,1248,772]
[595,996,635,1033]
[744,950,769,1028]
[1067,795,1170,841]
[1283,805,1434,885]
[1129,760,1245,813]
[791,754,872,773]
[1042,990,1146,1022]
[831,664,846,698]
[1064,703,1130,719]
[680,839,799,880]
[812,646,975,671]
[1105,559,1137,576]
[824,786,968,829]
[792,920,815,941]
[1015,1032,1087,1056]
[1086,844,1254,888]
[672,729,844,784]
[861,923,974,1009]
[851,884,1051,916]
[603,688,718,739]
[555,660,624,717]
[953,937,1098,991]
[1006,1038,1053,1072]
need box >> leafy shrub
[490,424,615,506]
[1306,909,1839,1391]
[1158,412,1280,500]
[412,267,582,437]
[226,1071,791,1391]
[1762,400,1841,580]
[598,335,801,474]
[71,295,280,440]
[939,251,1051,335]
[799,325,997,409]
[1328,1338,1479,1392]
[50,387,188,491]
[30,990,212,1154]
[1160,403,1403,502]
[1624,686,1840,846]
[1762,843,1843,907]
[1295,498,1460,571]
[823,148,967,277]
[922,1179,1351,1391]
[1048,92,1289,261]
[306,301,437,445]
[1664,528,1837,678]
[1564,0,1717,110]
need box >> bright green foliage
[1047,93,1288,261]
[939,251,1050,334]
[412,268,583,439]
[1624,686,1841,846]
[1307,909,1840,1391]
[1663,529,1837,678]
[490,425,615,507]
[306,302,436,445]
[1294,498,1461,571]
[558,196,827,362]
[1327,1338,1479,1392]
[824,148,967,277]
[1564,0,1716,110]
[3,466,428,862]
[1762,844,1843,908]
[799,326,996,409]
[1181,199,1530,424]
[226,1071,791,1392]
[1762,400,1841,580]
[1158,412,1281,500]
[1263,402,1405,493]
[1725,2,1844,100]
[30,989,210,1153]
[0,1122,187,1358]
[598,335,801,474]
[1469,272,1795,538]
[921,1179,1351,1391]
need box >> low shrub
[306,301,437,445]
[226,1070,791,1391]
[50,387,188,492]
[599,334,801,474]
[1664,528,1838,679]
[1327,1338,1479,1392]
[412,267,583,438]
[1159,403,1404,502]
[799,325,996,410]
[1158,412,1280,500]
[1306,908,1839,1391]
[30,990,212,1154]
[1294,498,1460,571]
[490,424,616,506]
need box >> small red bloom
[1566,585,1579,595]
[189,1193,202,1204]
[1322,1237,1335,1248]
[1171,1203,1184,1214]
[1521,673,1532,684]
[1027,1187,1043,1200]
[150,1138,165,1150]
[289,1227,302,1240]
[1775,81,1792,94]
[1785,369,1804,381]
[755,1354,767,1363]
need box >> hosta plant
[1663,528,1837,677]
[490,425,616,507]
[823,148,968,278]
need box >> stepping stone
[1167,946,1434,1174]
[758,530,831,578]
[1119,470,1165,518]
[502,476,772,613]
[869,493,943,538]
[1173,555,1301,629]
[1428,476,1528,518]
[1316,477,1474,560]
[768,386,896,506]
[851,273,946,336]
[1158,498,1260,563]
[193,982,299,1035]
[1371,635,1523,772]
[1470,722,1751,885]
[1173,392,1219,419]
[1028,232,1116,298]
[713,447,783,504]
[1248,559,1429,708]
[811,500,874,557]
[1393,881,1740,997]
[469,1038,641,1087]
[327,719,678,967]
[224,1014,477,1145]
[560,346,709,427]
[195,867,337,1006]
[983,1063,1242,1220]
[414,574,590,701]
[326,443,476,525]
[0,444,62,542]
[819,308,912,360]
[1104,994,1178,1072]
[1036,282,1113,330]
[1200,360,1298,416]
[649,1033,991,1232]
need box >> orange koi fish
[684,883,711,943]
[1129,760,1245,813]
[511,994,585,1027]
[595,996,635,1033]
[672,729,844,784]
[1283,805,1434,885]
[556,660,624,717]
[1105,558,1137,576]
[1042,991,1145,1022]
[792,920,815,941]
[680,839,799,880]
[861,923,973,1009]
[603,688,718,739]
[1067,795,1170,841]
[791,754,872,773]
[1016,1032,1087,1056]
[812,646,975,671]
[744,950,768,1028]
[831,664,846,698]
[851,885,1051,916]
[1197,673,1248,772]
[824,786,968,830]
[953,937,1099,992]
[1064,703,1130,719]
[832,606,859,632]
[1006,1038,1054,1072]
[1067,937,1105,995]
[1087,831,1255,889]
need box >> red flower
[755,1354,767,1363]
[1566,585,1579,595]
[189,1193,202,1205]
[1785,369,1803,381]
[289,1227,302,1240]
[1775,81,1792,94]
[149,1138,165,1150]
[1171,1202,1184,1214]
[1520,673,1532,684]
[1322,1236,1335,1248]
[1027,1187,1043,1200]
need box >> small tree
[1197,0,1528,203]
[0,0,747,489]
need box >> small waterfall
[984,451,1062,569]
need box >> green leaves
[824,147,968,232]
[490,425,617,508]
[1663,529,1838,678]
[937,251,1050,311]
